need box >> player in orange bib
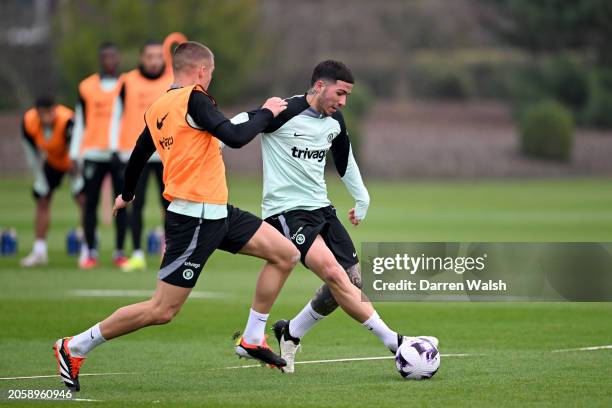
[69,42,128,269]
[116,33,187,272]
[20,97,84,266]
[53,41,299,391]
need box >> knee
[321,263,349,289]
[286,246,300,269]
[148,302,181,325]
[275,244,300,271]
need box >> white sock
[288,302,325,339]
[132,249,144,258]
[362,312,398,351]
[33,239,47,255]
[68,323,106,357]
[242,308,269,345]
[79,244,89,262]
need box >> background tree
[479,0,612,65]
[53,0,265,105]
[479,0,612,128]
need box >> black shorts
[159,204,262,288]
[33,162,66,199]
[265,206,358,270]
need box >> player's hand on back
[262,97,288,117]
[112,194,133,216]
[348,208,360,226]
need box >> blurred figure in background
[20,97,84,267]
[69,42,126,269]
[116,33,187,273]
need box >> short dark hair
[35,96,55,109]
[172,41,214,73]
[310,60,354,86]
[141,40,162,53]
[99,42,118,53]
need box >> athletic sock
[362,311,398,351]
[288,301,325,339]
[33,239,47,255]
[132,249,144,259]
[89,248,98,259]
[242,308,269,345]
[112,249,125,260]
[79,244,89,262]
[68,323,106,357]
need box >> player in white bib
[233,60,438,373]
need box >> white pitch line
[224,353,477,369]
[551,344,612,353]
[0,372,132,381]
[71,398,104,402]
[30,398,103,402]
[2,354,478,380]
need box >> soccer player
[53,41,299,391]
[239,60,438,373]
[20,97,83,266]
[116,33,187,272]
[69,42,128,269]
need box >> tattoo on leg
[310,284,338,316]
[346,263,362,289]
[310,263,362,316]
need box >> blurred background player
[20,97,83,266]
[116,33,187,272]
[240,60,438,373]
[69,42,127,269]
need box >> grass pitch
[1,175,611,407]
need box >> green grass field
[1,175,611,407]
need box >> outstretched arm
[187,91,286,148]
[227,94,309,144]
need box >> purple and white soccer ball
[395,337,440,380]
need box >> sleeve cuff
[260,108,274,120]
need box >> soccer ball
[395,337,440,380]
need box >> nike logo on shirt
[156,112,169,130]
